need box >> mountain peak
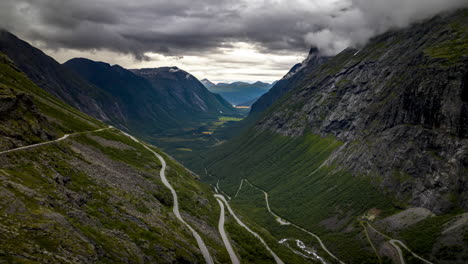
[65,57,112,68]
[308,46,319,56]
[201,78,215,88]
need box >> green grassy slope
[203,130,396,263]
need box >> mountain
[0,30,126,124]
[131,67,236,118]
[0,31,239,158]
[63,57,241,171]
[62,58,163,132]
[201,9,468,263]
[201,49,330,143]
[0,52,306,263]
[206,81,273,105]
[64,59,236,137]
[201,78,215,88]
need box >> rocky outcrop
[0,88,55,151]
[256,9,468,213]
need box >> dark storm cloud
[304,0,468,55]
[1,0,467,59]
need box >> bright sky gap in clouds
[0,0,467,83]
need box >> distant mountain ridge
[204,80,273,105]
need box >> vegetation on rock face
[424,11,468,64]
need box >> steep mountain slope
[0,30,125,123]
[64,58,188,134]
[207,81,273,106]
[203,9,468,263]
[0,53,307,263]
[65,59,237,131]
[132,67,236,118]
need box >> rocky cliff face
[0,68,56,151]
[256,9,468,213]
[0,89,54,150]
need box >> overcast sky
[0,0,467,83]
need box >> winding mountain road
[0,126,111,155]
[121,131,214,264]
[390,240,432,264]
[244,180,290,225]
[365,222,433,264]
[241,179,345,264]
[217,179,231,200]
[215,198,240,264]
[389,240,406,264]
[215,194,284,264]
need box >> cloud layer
[0,0,466,81]
[3,0,466,58]
[305,0,468,55]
